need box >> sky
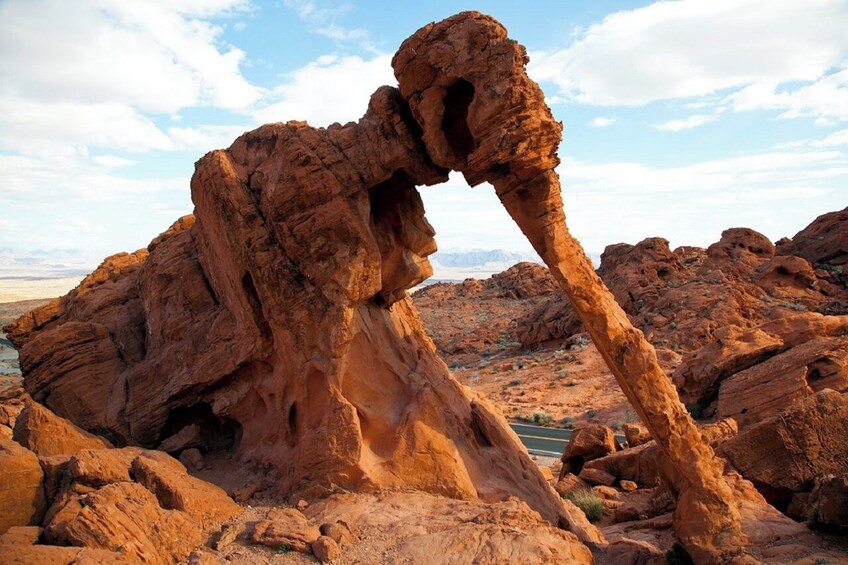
[1,0,847,282]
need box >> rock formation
[5,13,595,550]
[517,222,848,351]
[5,11,779,562]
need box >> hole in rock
[286,402,298,446]
[441,79,476,161]
[807,366,823,382]
[565,455,586,475]
[241,271,271,338]
[159,402,242,452]
[469,412,493,448]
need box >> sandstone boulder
[40,447,240,563]
[809,473,848,530]
[721,390,848,508]
[622,423,650,447]
[717,336,848,427]
[312,535,341,562]
[13,401,111,457]
[776,207,848,269]
[250,508,320,553]
[673,325,783,407]
[0,439,45,534]
[559,425,619,476]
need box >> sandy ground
[0,277,81,303]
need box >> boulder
[45,481,200,563]
[583,442,659,488]
[809,473,848,530]
[0,440,45,534]
[717,336,848,427]
[250,508,321,553]
[312,535,341,562]
[130,451,241,525]
[559,425,619,476]
[721,390,848,508]
[673,325,783,406]
[622,423,650,448]
[40,447,240,563]
[319,520,353,546]
[579,467,616,487]
[776,207,848,269]
[13,401,111,457]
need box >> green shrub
[532,411,553,426]
[561,489,603,522]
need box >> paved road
[509,422,627,457]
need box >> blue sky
[1,0,847,280]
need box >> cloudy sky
[1,0,847,282]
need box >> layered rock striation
[5,11,773,562]
[5,13,591,543]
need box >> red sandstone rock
[721,390,848,508]
[13,400,112,457]
[675,312,848,409]
[1,11,791,561]
[46,481,200,563]
[622,423,651,448]
[517,219,848,353]
[0,439,45,534]
[673,325,784,407]
[717,336,848,427]
[41,446,240,563]
[809,473,848,530]
[131,452,240,525]
[319,520,353,546]
[312,535,341,562]
[777,207,848,269]
[1,13,597,544]
[559,425,619,477]
[251,508,320,553]
[579,468,616,487]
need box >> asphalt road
[509,422,627,457]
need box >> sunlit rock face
[4,13,595,544]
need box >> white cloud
[775,128,848,150]
[0,151,186,202]
[559,146,847,251]
[0,98,174,154]
[588,116,616,128]
[529,0,848,120]
[652,114,716,132]
[167,124,252,152]
[0,0,262,114]
[283,0,371,44]
[0,0,264,157]
[253,54,395,126]
[813,129,848,147]
[726,69,848,124]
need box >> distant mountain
[427,249,600,281]
[430,249,539,269]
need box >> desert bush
[561,489,603,522]
[532,411,553,426]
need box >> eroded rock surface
[3,10,788,562]
[4,12,592,543]
[517,224,848,352]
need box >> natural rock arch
[7,11,748,562]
